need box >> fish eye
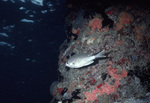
[72,63,75,65]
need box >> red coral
[84,87,100,102]
[134,25,147,41]
[89,18,103,30]
[106,10,112,15]
[100,27,109,32]
[114,94,119,99]
[57,88,63,94]
[84,64,127,102]
[77,100,84,103]
[101,82,117,94]
[94,99,98,103]
[72,27,80,34]
[115,40,124,45]
[114,12,134,31]
[89,78,96,83]
[118,12,134,25]
[108,66,127,81]
[97,84,103,88]
[68,81,77,92]
[114,22,124,31]
[86,71,92,75]
[117,57,131,66]
[105,7,116,15]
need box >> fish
[65,50,106,68]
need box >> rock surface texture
[50,2,150,103]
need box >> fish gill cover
[50,0,150,103]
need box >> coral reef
[50,2,150,103]
[89,14,103,30]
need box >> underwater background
[0,0,66,103]
[1,0,150,103]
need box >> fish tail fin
[95,50,106,58]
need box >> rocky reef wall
[50,1,150,103]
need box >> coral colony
[50,2,150,103]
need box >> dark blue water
[0,1,66,103]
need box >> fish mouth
[65,64,75,68]
[65,63,69,67]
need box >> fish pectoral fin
[84,61,94,66]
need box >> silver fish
[65,50,106,68]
